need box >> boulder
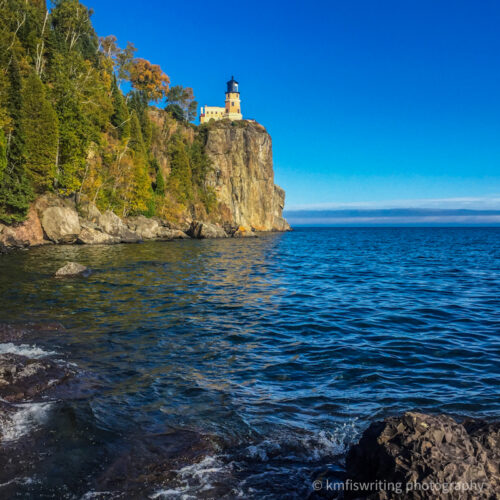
[156,227,190,240]
[54,262,89,277]
[41,206,81,243]
[98,210,141,243]
[77,227,120,245]
[33,193,73,215]
[126,215,159,239]
[233,225,257,238]
[0,207,46,249]
[344,412,500,499]
[187,221,228,239]
[0,353,72,402]
[77,200,101,223]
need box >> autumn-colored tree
[129,58,169,102]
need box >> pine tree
[22,72,59,192]
[111,74,130,139]
[0,129,6,185]
[0,58,33,223]
[129,110,145,154]
[155,169,165,195]
[167,134,193,204]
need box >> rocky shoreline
[0,193,281,253]
[0,322,497,499]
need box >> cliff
[0,119,290,251]
[203,120,290,232]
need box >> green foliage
[129,110,145,154]
[0,0,215,224]
[0,57,33,223]
[155,168,165,195]
[111,75,130,139]
[22,72,58,192]
[0,129,7,185]
[167,133,193,204]
[165,103,184,122]
[128,90,152,148]
[166,85,197,122]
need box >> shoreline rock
[0,353,73,403]
[0,195,290,253]
[340,412,500,499]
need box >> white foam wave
[0,342,56,358]
[0,476,37,489]
[245,421,359,463]
[0,402,53,442]
[150,456,230,499]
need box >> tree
[167,134,192,204]
[0,129,6,185]
[50,0,99,61]
[129,58,169,102]
[155,169,165,195]
[129,110,145,154]
[111,74,130,138]
[115,41,136,84]
[22,72,59,192]
[166,85,197,122]
[0,58,33,223]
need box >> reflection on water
[0,228,499,498]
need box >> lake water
[0,228,499,498]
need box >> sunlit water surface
[0,228,499,498]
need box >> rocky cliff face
[203,121,290,232]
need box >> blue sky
[90,0,499,220]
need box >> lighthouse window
[232,102,234,106]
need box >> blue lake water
[0,228,499,498]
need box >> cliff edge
[203,120,290,232]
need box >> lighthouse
[200,77,243,123]
[225,76,242,120]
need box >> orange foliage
[129,58,170,102]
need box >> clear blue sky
[90,0,500,211]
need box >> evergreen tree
[111,74,130,139]
[0,129,6,185]
[0,58,33,223]
[129,110,145,154]
[155,169,165,195]
[22,72,59,192]
[167,134,192,204]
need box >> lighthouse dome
[226,76,239,94]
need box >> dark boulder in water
[94,429,221,496]
[0,353,72,402]
[343,412,500,499]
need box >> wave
[0,343,56,358]
[0,402,53,442]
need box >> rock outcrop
[344,412,500,499]
[77,226,120,245]
[54,262,89,277]
[188,221,228,239]
[204,121,290,231]
[41,206,81,243]
[98,211,141,243]
[0,353,72,402]
[126,216,160,239]
[0,207,45,249]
